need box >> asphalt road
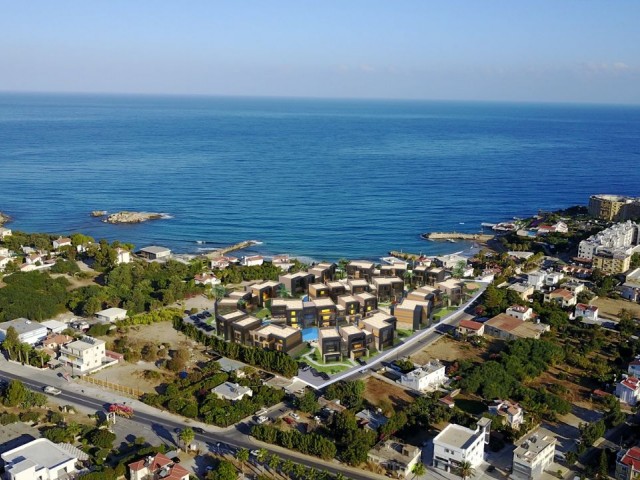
[0,369,384,480]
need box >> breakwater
[421,232,494,241]
[205,240,260,258]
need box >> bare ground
[411,335,488,365]
[592,296,640,320]
[363,376,415,412]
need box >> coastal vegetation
[0,271,69,321]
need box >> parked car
[193,427,205,434]
[43,386,61,396]
[289,412,300,420]
[283,417,295,425]
[356,357,367,366]
[203,311,212,317]
[319,372,330,380]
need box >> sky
[1,1,639,104]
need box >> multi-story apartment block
[59,336,106,373]
[308,283,329,299]
[308,262,337,283]
[371,276,404,301]
[593,248,633,274]
[361,312,396,350]
[433,419,491,473]
[314,297,338,327]
[615,446,640,480]
[339,325,369,359]
[348,278,371,295]
[338,294,360,318]
[279,272,315,296]
[250,280,282,307]
[271,298,305,328]
[318,327,342,362]
[251,324,302,353]
[346,260,376,281]
[510,430,556,480]
[578,220,640,260]
[216,310,249,341]
[393,298,431,331]
[231,316,262,345]
[355,292,378,315]
[588,194,635,221]
[326,281,347,301]
[398,360,446,391]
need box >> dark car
[203,311,212,317]
[174,427,182,433]
[192,427,205,434]
[486,465,495,472]
[356,357,367,366]
[172,457,181,464]
[310,368,319,376]
[319,372,330,380]
[189,315,198,321]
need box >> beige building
[593,248,632,274]
[588,194,634,221]
[58,336,107,373]
[367,440,422,478]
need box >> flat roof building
[511,429,556,480]
[433,419,491,473]
[1,438,80,480]
[139,245,172,260]
[211,382,253,402]
[0,318,48,346]
[95,307,128,323]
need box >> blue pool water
[302,327,319,342]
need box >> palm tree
[281,459,295,476]
[404,269,414,289]
[441,293,450,308]
[236,448,249,477]
[256,448,269,463]
[412,462,426,478]
[212,284,226,302]
[267,453,281,472]
[293,463,306,479]
[20,343,31,365]
[178,427,194,450]
[455,461,476,480]
[278,284,291,298]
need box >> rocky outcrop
[91,210,107,217]
[0,212,10,225]
[103,211,168,224]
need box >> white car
[256,415,269,424]
[43,386,61,396]
[289,412,300,420]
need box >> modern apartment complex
[588,194,640,222]
[577,220,640,273]
[58,336,107,373]
[510,430,556,480]
[432,419,491,473]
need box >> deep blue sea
[1,93,639,261]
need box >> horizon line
[1,89,638,108]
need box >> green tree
[88,429,116,449]
[267,453,281,471]
[297,389,319,414]
[412,462,426,478]
[178,427,195,449]
[456,460,476,480]
[207,460,237,480]
[1,326,20,360]
[212,284,226,302]
[257,448,269,463]
[598,449,608,479]
[236,448,249,477]
[3,379,27,407]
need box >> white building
[506,305,534,321]
[139,245,171,260]
[544,272,563,287]
[432,419,491,473]
[52,237,72,250]
[398,360,447,392]
[95,307,128,323]
[115,247,131,264]
[617,376,640,406]
[488,400,524,429]
[211,382,253,402]
[58,336,107,373]
[41,320,67,334]
[578,221,640,260]
[241,255,264,267]
[511,430,556,480]
[574,303,598,321]
[367,440,422,478]
[0,255,12,271]
[1,438,80,480]
[0,318,48,345]
[0,227,12,239]
[526,271,546,289]
[194,272,221,286]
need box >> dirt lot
[363,376,415,412]
[92,321,209,393]
[411,335,489,366]
[592,296,640,320]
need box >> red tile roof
[128,453,173,472]
[459,319,484,331]
[621,377,640,391]
[549,288,574,300]
[621,447,640,471]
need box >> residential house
[59,336,108,373]
[52,237,72,250]
[139,245,172,260]
[308,262,337,283]
[508,283,535,300]
[436,279,464,305]
[412,265,430,286]
[251,324,302,354]
[544,272,563,287]
[615,446,640,480]
[241,255,264,267]
[629,359,640,378]
[95,307,128,323]
[0,227,12,240]
[506,305,534,321]
[0,255,12,272]
[129,453,190,480]
[216,310,248,341]
[212,382,253,402]
[40,319,67,334]
[272,254,293,271]
[362,312,397,350]
[371,276,404,302]
[398,360,447,392]
[355,409,388,431]
[346,260,376,281]
[457,319,485,338]
[367,440,422,478]
[230,316,262,345]
[432,419,491,473]
[407,285,440,304]
[1,438,82,480]
[279,272,315,296]
[0,318,48,345]
[250,280,282,307]
[484,314,549,341]
[326,281,348,301]
[318,328,342,362]
[338,295,360,318]
[616,376,640,406]
[271,298,305,328]
[511,430,556,480]
[488,400,524,429]
[575,303,598,321]
[210,256,232,269]
[115,247,131,264]
[42,334,74,352]
[194,272,220,287]
[564,280,586,295]
[544,288,576,308]
[619,268,640,302]
[25,253,44,266]
[393,298,431,331]
[526,271,546,290]
[425,267,446,286]
[339,325,369,359]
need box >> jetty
[421,232,494,242]
[204,240,260,259]
[388,251,423,261]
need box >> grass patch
[397,329,413,338]
[455,398,487,415]
[292,344,314,359]
[433,307,458,321]
[255,308,271,320]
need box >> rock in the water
[0,211,10,225]
[91,210,107,217]
[103,211,167,224]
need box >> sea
[1,93,639,262]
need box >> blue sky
[1,1,639,103]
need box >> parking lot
[181,308,217,336]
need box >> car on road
[250,450,260,456]
[486,465,495,473]
[43,386,61,396]
[189,315,198,321]
[174,427,182,434]
[319,372,330,380]
[192,427,205,434]
[356,357,367,366]
[171,457,181,463]
[255,415,269,424]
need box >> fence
[80,376,144,398]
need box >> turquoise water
[0,93,639,261]
[302,327,319,342]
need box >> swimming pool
[302,327,318,342]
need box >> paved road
[0,367,385,480]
